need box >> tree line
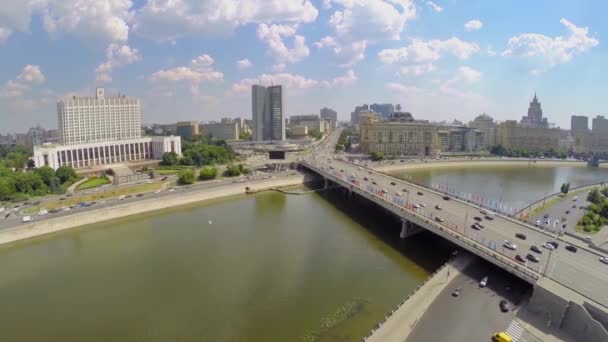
[490,145,568,159]
[160,139,236,167]
[580,188,608,233]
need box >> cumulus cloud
[230,69,357,95]
[315,36,337,48]
[95,44,141,82]
[399,63,436,75]
[452,66,482,83]
[315,36,366,67]
[464,19,483,31]
[1,64,45,97]
[133,0,318,42]
[257,23,310,64]
[426,1,443,13]
[150,54,223,84]
[236,59,252,70]
[379,37,480,64]
[502,18,598,67]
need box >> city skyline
[1,1,607,133]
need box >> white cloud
[502,18,598,66]
[230,69,357,95]
[95,44,141,82]
[487,46,497,56]
[452,66,482,83]
[1,64,45,97]
[399,63,436,75]
[133,0,318,42]
[315,36,337,48]
[257,23,310,64]
[426,1,443,13]
[236,59,252,70]
[378,37,480,64]
[0,27,12,43]
[326,0,416,41]
[150,55,223,83]
[0,0,133,43]
[272,64,287,72]
[464,19,483,31]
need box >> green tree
[55,165,77,184]
[6,152,29,169]
[199,166,218,180]
[160,152,179,166]
[370,151,385,161]
[0,177,16,201]
[35,166,62,193]
[601,187,608,198]
[587,188,604,205]
[223,164,242,177]
[14,172,49,196]
[560,182,570,195]
[177,169,195,185]
[239,131,252,140]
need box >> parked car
[503,240,517,250]
[372,181,377,185]
[530,245,542,254]
[526,254,540,262]
[485,215,495,221]
[499,300,510,312]
[565,245,578,253]
[515,233,527,240]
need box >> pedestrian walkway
[505,320,525,341]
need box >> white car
[600,257,608,265]
[479,276,488,287]
[542,242,556,250]
[419,202,426,207]
[21,216,33,223]
[503,240,517,250]
[413,204,421,208]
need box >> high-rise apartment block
[252,85,285,141]
[571,115,589,132]
[58,88,142,145]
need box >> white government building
[34,88,181,170]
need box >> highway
[304,152,608,309]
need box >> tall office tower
[58,87,141,145]
[521,93,548,128]
[571,115,589,132]
[251,84,285,141]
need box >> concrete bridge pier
[400,220,423,239]
[323,177,330,189]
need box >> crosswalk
[505,320,525,341]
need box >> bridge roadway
[302,157,608,309]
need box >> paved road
[407,258,530,342]
[305,157,608,309]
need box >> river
[0,190,452,342]
[393,163,608,213]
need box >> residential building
[496,120,560,150]
[201,122,240,140]
[34,89,181,170]
[320,107,338,127]
[176,121,200,140]
[350,104,370,124]
[521,93,549,128]
[289,115,331,135]
[469,113,497,149]
[358,110,381,125]
[571,115,588,132]
[290,115,320,126]
[290,126,308,138]
[360,122,439,156]
[592,115,608,153]
[58,87,141,145]
[252,85,285,141]
[436,125,483,153]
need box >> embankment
[0,175,310,246]
[375,159,589,173]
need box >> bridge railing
[303,161,541,282]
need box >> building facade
[320,107,338,127]
[350,104,370,124]
[360,122,439,156]
[370,103,394,119]
[252,85,285,141]
[571,115,589,132]
[33,136,181,170]
[521,93,549,128]
[469,113,497,149]
[497,120,560,150]
[201,122,240,140]
[58,88,142,145]
[176,121,200,140]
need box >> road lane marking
[505,320,524,341]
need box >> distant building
[521,93,549,128]
[591,115,608,153]
[320,107,338,127]
[252,85,285,141]
[389,111,414,122]
[469,113,497,149]
[201,122,240,141]
[290,126,308,138]
[496,120,560,150]
[357,110,381,125]
[58,87,142,145]
[176,121,200,140]
[370,103,394,119]
[571,115,588,132]
[350,104,370,124]
[289,114,331,135]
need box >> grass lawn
[76,178,110,190]
[157,169,182,175]
[24,182,164,214]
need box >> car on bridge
[514,255,525,263]
[565,245,578,253]
[515,233,527,240]
[530,245,542,254]
[479,276,488,287]
[435,204,442,210]
[417,191,424,195]
[526,254,540,262]
[542,242,556,250]
[474,216,482,222]
[503,240,517,250]
[435,216,444,223]
[600,257,608,265]
[442,196,450,200]
[499,300,510,312]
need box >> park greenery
[490,145,568,159]
[76,175,110,190]
[177,169,196,185]
[160,139,236,167]
[308,130,323,140]
[579,188,608,233]
[199,166,218,180]
[370,151,385,161]
[223,164,251,177]
[560,182,570,195]
[335,128,352,152]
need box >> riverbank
[375,159,591,173]
[0,174,310,246]
[365,253,474,342]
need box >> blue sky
[0,0,606,133]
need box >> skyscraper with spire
[521,92,549,128]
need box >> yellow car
[492,332,512,342]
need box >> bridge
[301,157,608,313]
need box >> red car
[515,255,525,263]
